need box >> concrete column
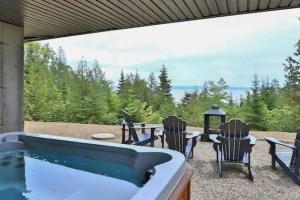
[0,21,24,133]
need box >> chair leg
[219,160,223,178]
[270,143,276,169]
[214,143,219,163]
[247,154,254,181]
[161,134,164,148]
[217,148,223,178]
[271,155,276,169]
[247,164,254,181]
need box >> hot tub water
[0,149,141,200]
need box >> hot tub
[0,132,192,200]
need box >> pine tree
[57,46,66,65]
[245,74,269,130]
[148,72,157,92]
[226,92,241,121]
[209,78,229,105]
[284,40,300,92]
[182,92,193,105]
[200,81,209,98]
[282,40,300,130]
[239,94,245,107]
[132,71,150,103]
[228,93,234,107]
[117,70,125,94]
[92,60,105,82]
[261,77,278,110]
[158,65,172,99]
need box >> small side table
[91,133,115,140]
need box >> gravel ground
[25,121,300,200]
[189,141,300,200]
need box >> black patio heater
[201,105,226,141]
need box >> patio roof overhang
[0,0,299,41]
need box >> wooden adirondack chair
[121,110,158,147]
[210,119,256,180]
[162,116,198,159]
[265,128,300,185]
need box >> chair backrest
[163,116,187,154]
[218,119,251,162]
[291,128,300,167]
[122,110,139,142]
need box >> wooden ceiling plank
[107,0,148,25]
[291,0,300,6]
[269,0,282,8]
[162,0,187,20]
[2,1,23,14]
[22,2,88,33]
[0,16,21,27]
[30,0,101,31]
[204,0,219,15]
[54,0,114,29]
[0,1,23,25]
[151,0,179,20]
[23,13,85,34]
[123,0,160,23]
[173,0,195,18]
[184,0,203,18]
[259,0,271,9]
[71,0,129,28]
[216,0,229,14]
[226,0,238,14]
[141,0,172,22]
[2,0,23,13]
[86,0,137,27]
[248,0,259,10]
[24,26,72,40]
[193,0,211,16]
[280,0,293,7]
[238,0,248,12]
[95,0,143,26]
[24,15,80,34]
[0,6,22,20]
[24,22,91,40]
[24,23,66,36]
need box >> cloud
[41,8,300,85]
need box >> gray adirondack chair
[121,110,158,146]
[265,128,300,185]
[162,116,197,159]
[210,119,256,180]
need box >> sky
[42,8,300,87]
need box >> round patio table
[91,133,115,140]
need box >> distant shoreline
[172,86,250,102]
[172,85,250,90]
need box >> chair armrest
[209,134,220,144]
[249,136,257,145]
[265,137,296,149]
[210,135,256,144]
[184,131,202,139]
[133,122,145,126]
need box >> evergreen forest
[24,40,300,132]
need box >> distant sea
[172,86,250,102]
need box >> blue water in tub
[0,149,142,200]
